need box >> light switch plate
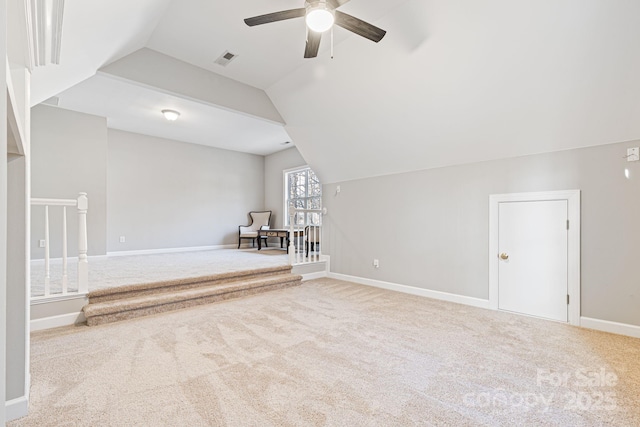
[627,147,639,162]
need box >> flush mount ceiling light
[161,109,180,121]
[305,1,334,33]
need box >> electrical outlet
[119,236,126,243]
[38,239,45,248]
[373,259,379,268]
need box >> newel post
[77,192,89,293]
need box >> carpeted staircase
[83,265,301,326]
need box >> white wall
[5,1,31,418]
[107,129,264,252]
[31,105,108,257]
[323,140,640,327]
[7,155,27,402]
[0,0,7,418]
[264,146,306,229]
[30,109,267,255]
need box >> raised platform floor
[30,248,327,330]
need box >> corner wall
[323,140,640,327]
[31,105,107,257]
[30,108,267,255]
[107,129,264,252]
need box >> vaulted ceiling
[30,0,640,183]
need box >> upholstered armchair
[238,211,272,249]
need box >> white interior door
[498,200,568,322]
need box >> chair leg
[305,242,319,257]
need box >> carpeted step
[88,265,294,304]
[83,272,302,326]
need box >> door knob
[500,253,509,260]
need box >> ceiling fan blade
[334,11,386,42]
[244,8,306,27]
[304,30,322,58]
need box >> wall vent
[214,51,238,67]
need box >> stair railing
[288,205,325,265]
[31,192,89,299]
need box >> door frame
[489,190,581,325]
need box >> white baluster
[318,225,321,262]
[310,225,318,262]
[62,206,68,294]
[77,193,89,293]
[297,224,301,265]
[302,224,313,263]
[288,204,295,265]
[309,225,313,263]
[314,225,318,263]
[44,205,50,296]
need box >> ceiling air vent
[214,51,238,67]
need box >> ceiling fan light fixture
[244,0,387,58]
[161,109,181,121]
[305,2,334,33]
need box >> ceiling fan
[244,0,387,59]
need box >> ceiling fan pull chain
[331,26,334,59]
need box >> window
[284,166,322,226]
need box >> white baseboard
[328,273,491,309]
[301,271,328,281]
[580,317,640,339]
[31,311,86,332]
[106,244,235,257]
[6,395,28,422]
[31,293,88,305]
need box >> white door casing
[489,190,581,325]
[498,200,568,322]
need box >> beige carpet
[12,278,640,426]
[30,248,290,296]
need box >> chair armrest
[239,225,253,233]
